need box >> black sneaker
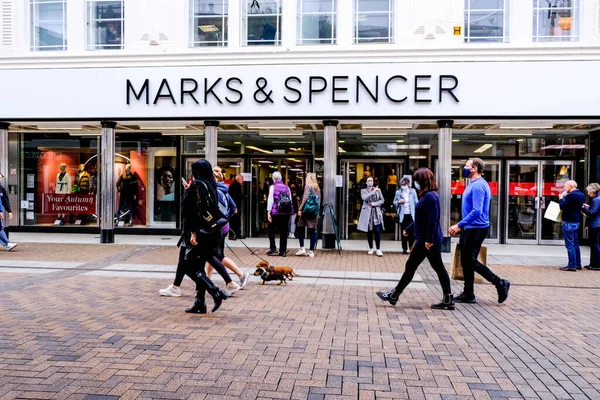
[278,251,287,257]
[455,292,477,303]
[267,249,278,256]
[496,279,510,304]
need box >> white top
[56,172,71,194]
[402,187,411,214]
[267,185,275,211]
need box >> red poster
[42,193,96,214]
[488,181,499,196]
[509,182,537,196]
[543,182,565,196]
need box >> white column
[0,123,8,230]
[322,120,338,249]
[438,120,453,253]
[204,120,219,167]
[281,0,295,48]
[510,0,532,45]
[337,0,353,47]
[100,121,116,244]
[228,0,241,49]
[67,0,85,53]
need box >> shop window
[20,133,99,227]
[464,0,510,43]
[533,0,579,42]
[30,0,67,51]
[242,0,282,46]
[190,0,229,47]
[115,135,178,228]
[353,0,394,43]
[86,0,124,50]
[297,0,337,44]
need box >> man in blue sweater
[558,180,585,271]
[449,158,510,304]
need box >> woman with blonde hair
[583,182,600,270]
[296,173,321,257]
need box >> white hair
[566,180,577,188]
[272,171,282,182]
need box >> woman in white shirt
[393,177,418,254]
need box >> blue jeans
[0,224,8,247]
[562,222,581,268]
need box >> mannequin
[74,164,91,194]
[55,163,71,223]
[116,163,139,226]
[387,168,398,187]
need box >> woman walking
[394,177,418,254]
[376,168,454,310]
[583,183,600,270]
[358,176,385,257]
[296,173,321,258]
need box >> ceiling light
[287,158,302,162]
[338,147,346,153]
[516,139,524,142]
[362,131,408,136]
[409,156,426,159]
[248,123,296,129]
[139,126,186,130]
[474,144,493,153]
[246,146,273,154]
[362,124,413,129]
[229,164,240,168]
[540,144,585,150]
[386,144,431,150]
[43,127,83,130]
[199,25,219,33]
[68,132,100,136]
[396,140,404,143]
[234,141,242,144]
[338,140,345,143]
[452,139,460,142]
[259,132,304,137]
[485,131,533,136]
[258,160,273,164]
[499,123,554,129]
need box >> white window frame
[30,0,67,51]
[189,0,229,47]
[532,0,579,42]
[464,0,510,43]
[353,0,394,43]
[242,0,282,46]
[297,0,337,45]
[85,0,125,50]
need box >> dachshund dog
[256,260,299,281]
[253,267,287,285]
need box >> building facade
[0,0,598,247]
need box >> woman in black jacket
[376,168,454,310]
[181,160,230,314]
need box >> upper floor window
[353,0,394,43]
[30,0,67,51]
[533,0,578,42]
[297,0,337,44]
[242,0,282,46]
[464,0,510,43]
[190,0,228,47]
[86,1,124,50]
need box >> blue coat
[393,188,417,223]
[583,196,600,229]
[405,191,443,245]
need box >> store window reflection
[243,0,282,46]
[30,0,67,51]
[533,0,578,42]
[21,133,99,226]
[464,0,510,43]
[297,0,337,44]
[86,0,124,50]
[353,0,394,43]
[190,0,229,47]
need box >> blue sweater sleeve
[458,183,485,228]
[584,197,600,217]
[426,193,440,244]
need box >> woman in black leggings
[376,168,454,310]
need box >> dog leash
[224,241,247,267]
[228,229,271,265]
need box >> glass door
[540,161,573,244]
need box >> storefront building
[0,0,598,247]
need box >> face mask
[414,182,421,191]
[367,182,373,187]
[401,185,407,189]
[462,167,473,179]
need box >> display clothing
[116,171,139,224]
[55,172,71,194]
[75,170,91,193]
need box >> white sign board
[241,173,252,182]
[335,175,344,188]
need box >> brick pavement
[2,244,600,399]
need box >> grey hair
[586,183,600,194]
[272,171,282,182]
[566,180,577,188]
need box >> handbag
[197,181,228,235]
[302,187,320,217]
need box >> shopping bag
[544,201,562,222]
[450,243,488,284]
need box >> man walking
[449,158,510,304]
[558,180,585,271]
[228,174,244,240]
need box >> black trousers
[400,215,415,252]
[459,227,501,295]
[268,214,290,253]
[394,241,452,295]
[230,212,241,238]
[589,227,600,268]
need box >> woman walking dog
[376,168,454,310]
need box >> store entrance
[340,160,405,240]
[506,160,574,244]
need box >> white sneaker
[296,248,307,256]
[288,233,296,239]
[6,243,17,251]
[376,250,383,257]
[307,251,315,258]
[227,281,241,295]
[239,271,250,289]
[367,249,374,255]
[159,284,181,297]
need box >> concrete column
[204,120,219,167]
[322,120,338,249]
[100,121,116,244]
[0,123,9,229]
[437,120,453,253]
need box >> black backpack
[276,188,293,214]
[197,181,228,234]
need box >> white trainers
[227,281,241,295]
[6,243,17,251]
[376,249,383,257]
[239,271,250,289]
[159,284,181,297]
[296,248,307,256]
[307,251,315,258]
[367,249,375,255]
[288,233,296,239]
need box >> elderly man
[559,180,585,271]
[228,174,244,240]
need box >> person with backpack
[296,173,321,258]
[266,171,294,257]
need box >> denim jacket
[393,188,417,223]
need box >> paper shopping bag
[450,243,488,284]
[544,201,562,222]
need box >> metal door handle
[541,197,546,209]
[534,197,540,209]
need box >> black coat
[229,180,243,210]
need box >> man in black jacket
[0,173,17,251]
[559,180,585,271]
[228,174,244,240]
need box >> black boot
[376,288,401,306]
[431,294,455,310]
[196,273,229,313]
[185,289,207,314]
[455,292,477,303]
[496,279,510,304]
